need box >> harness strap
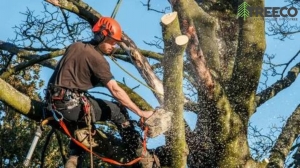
[81,96,90,115]
[58,118,147,166]
[80,96,94,167]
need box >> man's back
[48,42,113,91]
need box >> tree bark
[171,0,215,96]
[119,37,164,104]
[0,78,42,120]
[161,11,188,168]
[0,50,65,79]
[228,0,266,117]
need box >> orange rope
[58,119,148,166]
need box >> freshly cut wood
[161,12,178,25]
[175,35,189,46]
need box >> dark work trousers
[54,96,143,161]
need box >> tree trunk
[161,12,188,168]
[169,0,267,167]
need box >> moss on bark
[162,12,188,168]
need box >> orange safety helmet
[92,17,122,42]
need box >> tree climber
[46,17,158,168]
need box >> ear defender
[93,24,108,44]
[93,32,105,44]
[101,25,109,37]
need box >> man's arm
[105,79,153,118]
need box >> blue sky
[1,0,300,149]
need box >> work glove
[140,108,173,138]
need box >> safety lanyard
[50,108,149,166]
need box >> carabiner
[50,109,64,121]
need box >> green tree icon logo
[237,2,250,20]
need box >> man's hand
[140,110,154,119]
[143,108,173,138]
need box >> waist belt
[48,86,84,101]
[46,86,84,110]
[46,85,96,122]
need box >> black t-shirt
[48,41,113,91]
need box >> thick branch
[228,0,265,116]
[117,82,153,111]
[0,50,65,79]
[45,0,100,25]
[119,36,164,105]
[161,11,188,168]
[0,41,59,70]
[139,49,163,61]
[116,48,163,61]
[267,104,300,168]
[0,78,42,120]
[256,62,300,108]
[0,40,32,55]
[112,48,163,61]
[171,1,215,97]
[172,0,220,72]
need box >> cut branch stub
[161,12,181,40]
[175,35,189,46]
[161,11,178,25]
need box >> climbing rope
[109,54,163,96]
[111,0,123,19]
[49,109,149,166]
[109,0,163,97]
[81,96,94,168]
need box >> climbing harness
[49,110,149,166]
[40,86,150,167]
[111,0,123,19]
[24,85,153,167]
[24,2,162,166]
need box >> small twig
[140,0,170,13]
[60,9,76,42]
